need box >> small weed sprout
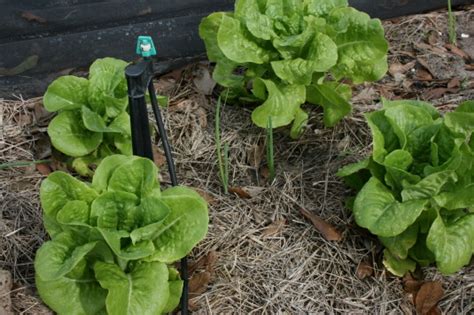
[215,96,230,193]
[266,116,275,182]
[447,0,457,45]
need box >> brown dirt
[1,6,473,315]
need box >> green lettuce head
[338,100,474,276]
[35,155,209,314]
[199,0,388,137]
[43,58,132,176]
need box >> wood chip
[188,251,217,299]
[300,208,342,241]
[389,60,416,76]
[229,186,266,199]
[399,50,416,58]
[204,251,218,274]
[36,163,52,176]
[403,273,423,295]
[152,145,166,168]
[447,77,461,89]
[189,271,211,298]
[415,69,433,81]
[415,281,444,315]
[228,187,252,199]
[445,44,471,60]
[424,87,458,100]
[262,219,286,237]
[355,261,373,279]
[416,58,434,75]
[189,250,218,276]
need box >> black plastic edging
[0,0,471,98]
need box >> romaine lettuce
[199,0,388,136]
[35,155,209,314]
[338,100,474,275]
[43,58,132,176]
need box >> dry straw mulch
[1,7,473,315]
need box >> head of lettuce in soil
[43,58,132,177]
[34,155,209,315]
[199,0,388,138]
[338,99,474,276]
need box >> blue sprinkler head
[136,36,157,58]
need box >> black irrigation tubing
[126,57,189,315]
[148,79,189,313]
[149,84,179,186]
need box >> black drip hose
[148,84,178,186]
[148,83,189,315]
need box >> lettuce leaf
[94,261,169,315]
[251,79,306,128]
[35,155,209,314]
[43,58,135,176]
[43,76,89,112]
[338,100,474,275]
[427,214,474,274]
[199,0,388,135]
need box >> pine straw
[1,7,473,315]
[166,99,408,314]
[162,90,472,314]
[1,98,44,284]
[0,98,52,314]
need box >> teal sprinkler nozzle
[126,35,189,315]
[135,35,157,58]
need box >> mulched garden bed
[1,6,473,314]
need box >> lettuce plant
[34,155,208,314]
[338,100,474,276]
[199,0,388,137]
[43,58,132,176]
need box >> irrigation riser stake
[125,35,189,314]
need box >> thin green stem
[447,0,457,45]
[266,116,275,182]
[223,143,229,189]
[215,96,229,193]
[0,159,52,170]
